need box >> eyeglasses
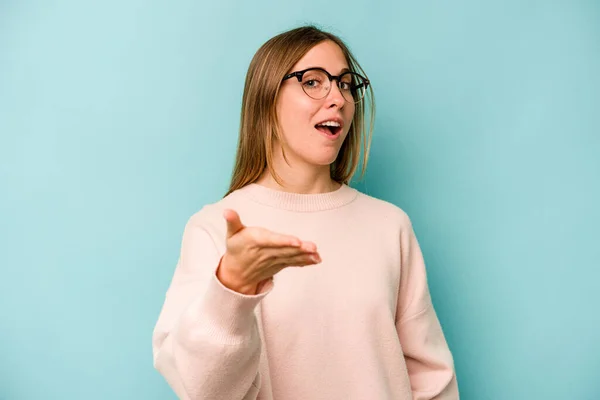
[282,67,370,103]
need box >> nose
[325,80,345,108]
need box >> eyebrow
[304,66,351,75]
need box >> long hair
[225,25,375,196]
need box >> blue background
[1,0,599,399]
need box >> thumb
[223,209,245,238]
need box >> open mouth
[315,123,342,136]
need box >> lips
[315,125,342,136]
[314,126,343,141]
[314,117,344,137]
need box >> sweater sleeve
[152,216,271,400]
[395,215,460,400]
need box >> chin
[309,155,340,167]
[293,147,343,168]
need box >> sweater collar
[238,183,358,212]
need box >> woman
[152,25,459,399]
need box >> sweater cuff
[199,270,273,342]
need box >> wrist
[216,254,258,295]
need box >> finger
[277,253,322,268]
[223,209,245,238]
[261,246,320,260]
[299,241,317,253]
[257,230,302,248]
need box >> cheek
[343,106,356,134]
[278,96,319,137]
[346,103,356,119]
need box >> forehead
[291,40,349,74]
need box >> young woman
[152,25,459,400]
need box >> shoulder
[183,189,244,233]
[353,188,414,230]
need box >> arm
[396,215,459,400]
[152,216,269,400]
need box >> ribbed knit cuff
[198,271,273,343]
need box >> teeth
[317,121,341,127]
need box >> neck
[256,160,341,195]
[256,170,341,194]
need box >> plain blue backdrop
[1,0,599,399]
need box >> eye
[339,82,352,91]
[303,79,322,88]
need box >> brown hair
[225,25,375,196]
